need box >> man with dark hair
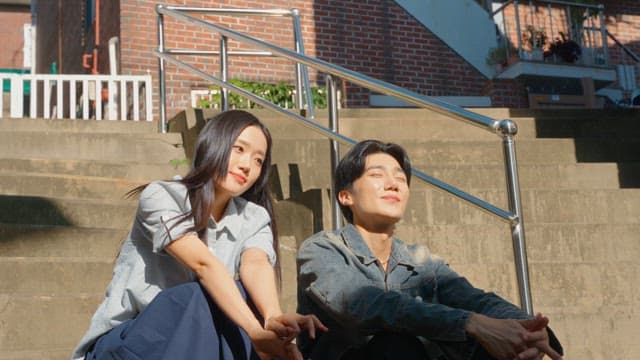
[296,140,563,360]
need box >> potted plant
[486,45,517,72]
[548,31,582,63]
[521,25,548,61]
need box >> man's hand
[265,313,328,342]
[465,313,562,360]
[517,314,563,360]
[252,314,327,360]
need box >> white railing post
[70,80,77,119]
[145,76,153,121]
[56,79,63,119]
[108,79,117,120]
[43,79,51,118]
[10,76,24,118]
[95,80,102,120]
[0,78,4,116]
[29,78,37,119]
[82,79,90,120]
[120,80,127,120]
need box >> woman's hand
[248,327,303,360]
[265,313,329,343]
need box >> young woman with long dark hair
[72,110,326,360]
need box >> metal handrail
[607,30,640,63]
[155,4,533,314]
[490,0,515,17]
[155,5,315,130]
[157,5,500,133]
[491,0,608,67]
[491,0,602,19]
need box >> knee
[158,282,206,305]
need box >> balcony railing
[491,0,608,68]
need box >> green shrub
[196,79,327,110]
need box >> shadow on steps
[0,195,73,228]
[529,109,640,189]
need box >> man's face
[339,152,410,228]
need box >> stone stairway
[0,119,187,359]
[1,108,638,359]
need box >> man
[296,140,563,360]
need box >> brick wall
[120,0,305,120]
[119,0,640,119]
[0,6,30,69]
[33,0,119,75]
[120,0,489,119]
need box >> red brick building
[30,0,640,118]
[0,1,30,70]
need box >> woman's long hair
[129,110,280,282]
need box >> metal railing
[155,4,534,314]
[0,73,153,121]
[156,5,314,133]
[491,0,608,67]
[607,30,640,64]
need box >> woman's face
[215,125,268,200]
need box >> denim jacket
[296,224,531,359]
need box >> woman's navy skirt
[86,282,260,360]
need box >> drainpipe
[82,0,100,74]
[57,0,62,73]
[93,0,100,74]
[31,0,37,73]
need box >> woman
[72,110,326,360]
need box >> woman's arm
[240,248,327,342]
[240,248,282,322]
[165,233,291,359]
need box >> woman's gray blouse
[72,180,275,359]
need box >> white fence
[0,74,153,121]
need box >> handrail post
[499,119,533,315]
[220,35,229,111]
[514,0,524,57]
[292,9,306,117]
[598,5,608,66]
[567,5,574,41]
[326,74,342,230]
[291,9,314,119]
[156,5,167,133]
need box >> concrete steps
[242,108,640,140]
[0,158,185,180]
[1,108,639,360]
[0,195,136,229]
[0,294,103,356]
[402,188,640,225]
[273,160,640,197]
[269,137,640,164]
[0,258,113,295]
[0,131,185,163]
[0,224,126,257]
[0,172,145,200]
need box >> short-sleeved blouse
[72,180,275,359]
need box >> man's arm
[297,234,473,342]
[432,260,563,359]
[431,259,529,320]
